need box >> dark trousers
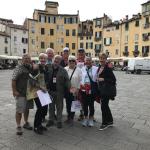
[81,92,94,117]
[42,105,48,119]
[101,97,113,125]
[65,92,75,120]
[34,98,47,128]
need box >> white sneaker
[88,119,94,127]
[82,119,88,127]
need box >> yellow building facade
[24,1,79,56]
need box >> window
[115,49,119,55]
[41,15,46,23]
[50,42,54,48]
[80,36,83,40]
[135,20,139,27]
[72,29,76,36]
[51,16,56,23]
[95,44,101,51]
[31,27,35,33]
[66,43,69,48]
[4,37,8,43]
[41,28,45,35]
[66,30,69,36]
[80,43,84,48]
[104,37,112,45]
[134,34,139,42]
[125,35,128,43]
[50,29,54,35]
[72,43,75,49]
[23,49,26,54]
[22,38,28,44]
[14,36,17,42]
[72,53,75,56]
[87,42,93,49]
[96,20,101,26]
[125,46,128,52]
[134,45,138,51]
[4,47,8,54]
[41,42,45,49]
[116,24,119,29]
[86,42,88,49]
[32,39,35,45]
[146,17,149,24]
[125,23,129,31]
[48,16,50,23]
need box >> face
[99,55,107,66]
[53,57,61,68]
[85,58,92,67]
[22,55,31,65]
[47,50,54,60]
[39,55,47,65]
[77,51,85,61]
[69,60,76,68]
[63,51,69,59]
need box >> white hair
[46,48,54,54]
[39,53,48,58]
[68,55,76,61]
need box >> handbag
[98,81,116,100]
[86,69,99,96]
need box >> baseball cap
[63,47,69,52]
[78,48,85,52]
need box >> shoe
[88,119,94,127]
[107,122,113,127]
[64,118,71,124]
[99,124,108,131]
[40,125,47,131]
[23,122,33,130]
[46,120,54,127]
[82,119,88,127]
[78,114,84,121]
[16,126,23,135]
[34,128,43,135]
[57,122,62,129]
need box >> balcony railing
[94,37,102,41]
[94,49,101,53]
[123,51,129,56]
[143,23,150,29]
[142,52,149,57]
[133,50,140,57]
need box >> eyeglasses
[69,60,76,62]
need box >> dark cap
[78,48,85,52]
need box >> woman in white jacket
[80,57,98,127]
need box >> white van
[127,58,150,74]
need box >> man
[46,55,70,128]
[12,54,33,135]
[60,47,70,67]
[46,48,55,64]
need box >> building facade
[24,1,79,56]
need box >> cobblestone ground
[0,70,150,150]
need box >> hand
[70,87,77,94]
[33,64,39,70]
[40,87,47,93]
[98,78,104,82]
[13,90,20,97]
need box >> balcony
[94,49,101,53]
[142,34,150,41]
[123,51,129,56]
[133,50,140,57]
[143,23,150,29]
[94,37,101,41]
[142,52,149,57]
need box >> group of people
[12,47,116,135]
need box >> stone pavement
[0,70,150,150]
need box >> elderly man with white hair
[46,55,71,128]
[45,48,54,64]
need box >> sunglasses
[69,60,76,62]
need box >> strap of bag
[69,67,76,81]
[86,68,93,83]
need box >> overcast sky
[0,0,146,25]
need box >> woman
[26,53,48,134]
[65,55,82,125]
[97,53,116,130]
[80,57,98,127]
